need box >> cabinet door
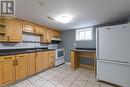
[1,61,15,84]
[15,54,27,80]
[27,53,36,76]
[53,30,61,37]
[43,52,49,70]
[36,52,44,72]
[23,21,35,33]
[0,63,2,85]
[0,55,15,85]
[55,31,60,37]
[35,25,43,34]
[41,27,48,43]
[48,51,55,67]
[46,29,52,43]
[0,19,8,42]
[7,19,22,42]
[48,58,54,68]
[70,51,74,68]
[70,51,79,70]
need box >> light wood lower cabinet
[36,51,49,72]
[0,50,55,86]
[70,51,96,71]
[0,63,2,85]
[15,54,28,80]
[1,61,15,84]
[70,51,79,70]
[48,51,55,68]
[43,52,49,70]
[0,55,15,85]
[27,53,36,76]
[36,52,44,72]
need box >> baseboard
[65,62,71,65]
[79,64,94,70]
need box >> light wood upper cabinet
[36,52,44,72]
[46,29,52,43]
[0,19,8,42]
[35,25,43,35]
[15,54,28,80]
[42,27,52,43]
[0,18,22,42]
[0,18,61,43]
[7,19,22,42]
[23,21,35,33]
[40,27,47,43]
[53,30,61,38]
[0,55,15,85]
[27,53,36,76]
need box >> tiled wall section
[0,43,48,49]
[0,33,48,49]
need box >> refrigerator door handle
[98,59,130,65]
[96,28,99,58]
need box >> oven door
[55,49,65,59]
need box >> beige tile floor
[9,64,118,87]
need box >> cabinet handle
[4,57,12,59]
[50,56,53,58]
[0,24,5,27]
[7,36,9,41]
[16,60,18,65]
[13,61,16,66]
[19,55,25,57]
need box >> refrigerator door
[97,24,130,63]
[97,60,130,87]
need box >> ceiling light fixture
[56,15,73,23]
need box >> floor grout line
[13,65,115,87]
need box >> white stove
[55,48,65,66]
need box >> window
[76,27,93,41]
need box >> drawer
[79,52,94,58]
[97,60,130,87]
[48,51,55,58]
[0,55,15,62]
[16,54,28,59]
[49,58,55,65]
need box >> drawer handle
[19,55,25,57]
[50,56,53,58]
[0,24,5,27]
[13,61,16,66]
[4,57,12,59]
[15,60,18,65]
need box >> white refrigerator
[96,23,130,87]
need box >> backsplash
[23,33,41,42]
[0,42,47,49]
[0,33,58,50]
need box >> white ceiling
[16,0,130,31]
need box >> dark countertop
[71,48,96,52]
[0,48,55,56]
